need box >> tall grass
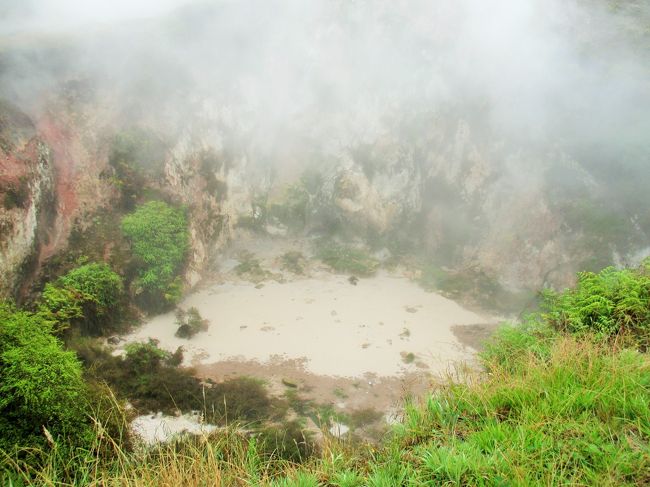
[4,326,649,486]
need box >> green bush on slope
[41,262,125,335]
[121,200,189,310]
[316,242,379,277]
[0,302,92,454]
[541,261,650,346]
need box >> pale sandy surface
[122,272,495,378]
[132,412,217,445]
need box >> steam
[2,0,648,153]
[1,0,649,272]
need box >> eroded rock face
[0,102,55,299]
[0,89,642,298]
[0,92,117,299]
[153,106,616,293]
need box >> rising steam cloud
[2,0,649,150]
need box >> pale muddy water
[122,272,497,378]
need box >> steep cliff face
[0,102,55,299]
[0,89,644,300]
[0,91,119,299]
[164,139,236,285]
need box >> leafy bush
[234,251,269,282]
[280,251,306,274]
[267,183,310,231]
[0,302,92,453]
[121,201,189,309]
[79,339,198,414]
[541,262,650,346]
[124,340,175,372]
[175,307,209,339]
[256,420,317,463]
[109,129,167,210]
[316,242,378,277]
[41,262,125,335]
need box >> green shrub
[541,261,650,346]
[205,377,277,425]
[0,302,92,453]
[175,307,209,339]
[121,201,189,310]
[124,340,173,373]
[280,251,305,274]
[81,339,199,415]
[234,251,269,282]
[316,242,379,277]
[256,420,317,463]
[41,262,125,335]
[267,183,310,231]
[109,129,167,210]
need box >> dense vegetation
[0,303,91,455]
[2,260,649,485]
[121,201,189,309]
[41,262,125,335]
[542,265,650,347]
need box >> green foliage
[268,183,311,232]
[175,307,209,339]
[206,377,277,425]
[388,333,650,486]
[109,128,167,210]
[59,262,124,314]
[77,339,198,415]
[0,302,91,453]
[38,209,133,289]
[121,201,189,309]
[76,338,281,423]
[124,340,174,373]
[541,263,650,345]
[280,251,306,274]
[40,262,124,335]
[2,176,29,210]
[234,251,270,282]
[40,284,84,330]
[316,242,379,277]
[6,262,650,484]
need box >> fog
[3,0,649,146]
[1,0,649,275]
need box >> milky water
[131,412,217,445]
[122,272,495,378]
